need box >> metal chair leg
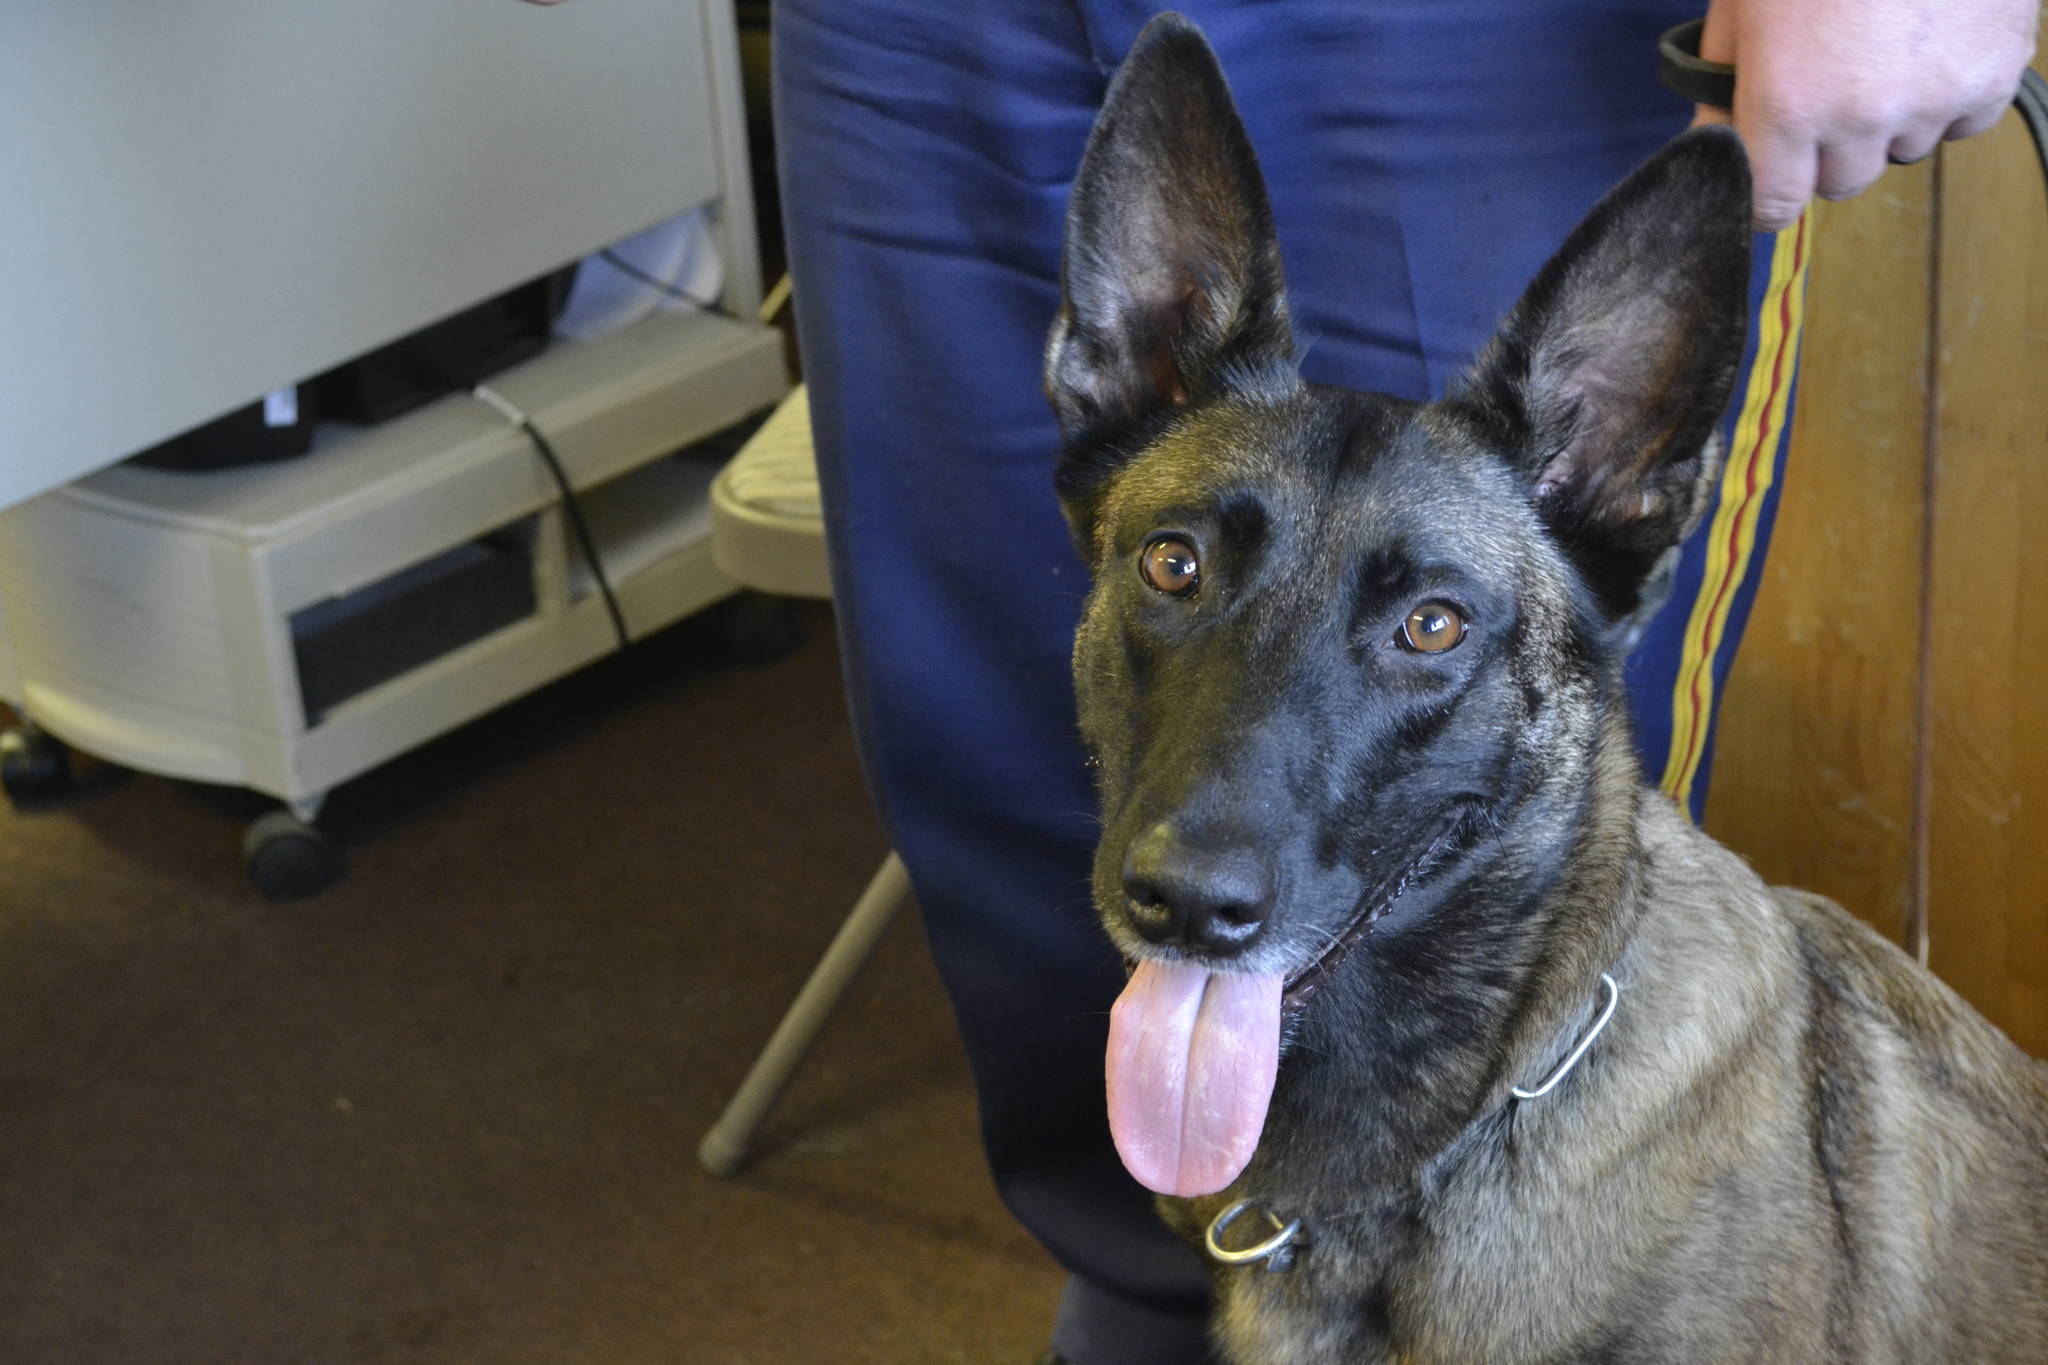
[698,851,913,1177]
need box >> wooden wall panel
[1704,176,1934,949]
[1928,101,2048,1057]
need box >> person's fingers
[1737,23,1901,229]
[1815,135,1892,200]
[1747,142,1818,230]
[1732,86,1821,232]
[1697,1,1738,70]
[1691,1,1740,131]
[1945,94,2014,143]
[1887,118,1950,165]
[1692,0,1817,228]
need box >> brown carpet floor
[0,603,1065,1363]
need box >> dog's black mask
[1044,14,1752,1197]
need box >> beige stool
[698,384,916,1178]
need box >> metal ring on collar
[1205,1200,1303,1269]
[1511,971,1621,1101]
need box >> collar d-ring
[1510,971,1621,1101]
[1205,1200,1305,1273]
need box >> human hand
[1691,0,2038,229]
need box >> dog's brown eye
[1400,601,1467,653]
[1140,537,1201,597]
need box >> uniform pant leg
[774,8,1219,1358]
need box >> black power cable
[471,384,632,655]
[597,248,730,317]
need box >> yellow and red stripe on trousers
[1655,208,1813,816]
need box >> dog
[1044,15,2048,1363]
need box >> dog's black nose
[1122,821,1274,953]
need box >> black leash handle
[1656,19,1736,110]
[2019,67,2048,175]
[1657,17,2048,190]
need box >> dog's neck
[1223,706,1648,1214]
[1490,706,1650,1096]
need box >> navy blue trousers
[775,5,1807,1359]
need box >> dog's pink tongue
[1106,960,1283,1197]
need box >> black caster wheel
[711,591,804,668]
[0,725,72,804]
[242,810,342,901]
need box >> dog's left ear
[1455,127,1754,620]
[1044,14,1294,506]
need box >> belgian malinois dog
[1046,14,2048,1362]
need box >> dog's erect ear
[1044,14,1293,480]
[1455,127,1754,621]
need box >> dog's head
[1046,15,1752,1197]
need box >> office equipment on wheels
[0,1,782,895]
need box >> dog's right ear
[1044,14,1294,517]
[1453,128,1754,625]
